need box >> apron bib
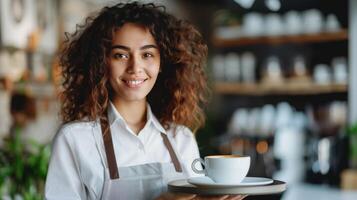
[98,118,186,200]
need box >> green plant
[347,123,357,168]
[347,122,357,135]
[0,126,50,200]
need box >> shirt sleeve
[45,126,86,200]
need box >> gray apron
[99,118,186,200]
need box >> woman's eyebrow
[111,45,130,51]
[111,44,158,51]
[140,45,158,50]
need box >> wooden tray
[168,179,286,196]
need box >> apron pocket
[103,174,164,200]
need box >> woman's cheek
[109,63,125,75]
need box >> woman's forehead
[111,23,157,47]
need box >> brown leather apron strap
[100,118,119,179]
[100,116,183,179]
[161,132,183,172]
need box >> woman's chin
[115,93,148,103]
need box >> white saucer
[187,176,274,188]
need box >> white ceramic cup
[302,9,323,33]
[241,52,256,83]
[224,53,240,82]
[243,13,264,37]
[265,13,284,36]
[284,10,303,35]
[325,14,341,32]
[191,155,251,184]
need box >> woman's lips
[122,79,147,88]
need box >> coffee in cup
[191,155,250,184]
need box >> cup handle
[191,158,205,174]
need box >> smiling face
[107,23,161,104]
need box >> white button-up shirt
[45,103,201,200]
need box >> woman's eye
[143,53,154,58]
[113,53,128,59]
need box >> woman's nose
[127,56,143,74]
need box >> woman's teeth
[124,80,145,87]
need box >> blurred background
[0,0,357,199]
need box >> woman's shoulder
[167,124,195,141]
[167,124,201,161]
[54,120,99,143]
[58,120,97,133]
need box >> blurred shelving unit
[14,82,57,99]
[212,29,349,97]
[213,29,348,47]
[214,82,347,95]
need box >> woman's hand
[156,192,247,200]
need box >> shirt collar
[107,101,166,134]
[146,104,166,134]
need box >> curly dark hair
[59,1,208,132]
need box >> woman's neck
[112,98,147,134]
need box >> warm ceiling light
[256,140,269,154]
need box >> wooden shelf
[214,82,348,95]
[14,82,57,98]
[213,29,348,47]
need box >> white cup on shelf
[325,14,341,32]
[284,10,303,35]
[265,13,284,36]
[302,9,324,34]
[331,57,347,84]
[241,52,256,83]
[262,56,284,83]
[224,53,240,82]
[329,101,347,126]
[313,64,331,84]
[292,55,308,77]
[243,12,264,37]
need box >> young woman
[45,2,246,200]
